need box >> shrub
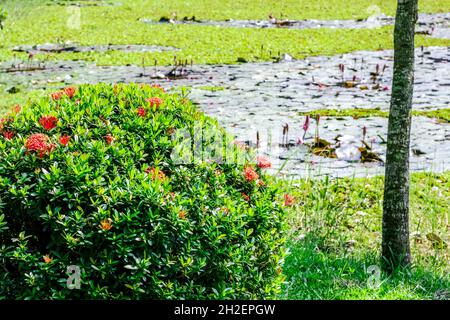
[0,83,287,299]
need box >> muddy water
[1,47,449,177]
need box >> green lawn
[279,172,449,299]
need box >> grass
[415,109,450,123]
[0,1,449,66]
[197,86,226,92]
[299,108,450,123]
[0,86,59,115]
[279,172,449,299]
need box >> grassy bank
[299,108,450,123]
[279,172,449,299]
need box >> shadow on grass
[281,236,449,300]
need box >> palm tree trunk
[382,0,418,272]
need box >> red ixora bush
[0,83,287,300]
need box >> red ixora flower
[59,134,71,146]
[242,193,251,202]
[3,131,14,140]
[64,86,76,99]
[0,116,12,131]
[243,165,259,182]
[105,134,115,145]
[25,133,55,158]
[146,97,164,109]
[178,210,187,219]
[51,87,76,101]
[50,91,64,101]
[100,218,113,231]
[151,83,165,92]
[145,167,167,181]
[39,116,58,131]
[284,194,296,206]
[256,155,272,169]
[137,107,146,117]
[13,104,21,114]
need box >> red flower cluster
[284,194,295,206]
[137,107,146,117]
[51,91,64,101]
[25,133,56,158]
[51,87,77,101]
[146,97,163,109]
[105,134,115,145]
[0,116,12,131]
[151,84,165,92]
[3,131,14,140]
[145,167,167,181]
[59,134,71,146]
[100,218,113,231]
[178,210,187,219]
[39,116,58,131]
[256,155,272,169]
[243,165,259,182]
[64,87,76,98]
[242,193,251,202]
